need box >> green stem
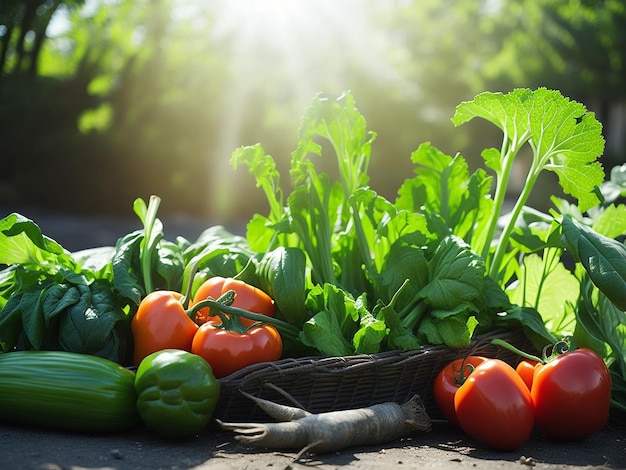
[400,301,428,331]
[490,338,544,364]
[316,190,339,285]
[610,398,626,413]
[481,137,514,262]
[181,263,197,307]
[326,120,374,282]
[184,290,235,322]
[348,197,375,278]
[188,297,301,341]
[212,309,248,334]
[141,195,161,295]
[532,247,561,312]
[291,187,337,286]
[488,163,540,282]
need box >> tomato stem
[189,296,301,341]
[454,358,476,386]
[213,309,248,334]
[184,290,234,322]
[490,338,544,364]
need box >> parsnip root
[217,390,431,456]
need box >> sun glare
[178,0,405,217]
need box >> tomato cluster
[131,277,282,378]
[433,343,612,451]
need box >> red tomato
[454,359,535,451]
[516,359,540,391]
[191,322,282,379]
[191,277,275,325]
[433,356,487,427]
[131,291,198,365]
[531,348,611,440]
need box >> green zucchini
[0,350,139,432]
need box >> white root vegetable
[217,390,431,457]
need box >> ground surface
[1,207,626,470]
[1,417,625,470]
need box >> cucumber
[0,350,139,432]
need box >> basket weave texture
[215,328,533,422]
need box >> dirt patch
[2,416,625,470]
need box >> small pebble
[518,455,536,466]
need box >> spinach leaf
[59,280,130,363]
[0,213,134,363]
[353,307,388,354]
[253,246,308,327]
[561,215,626,311]
[231,144,285,236]
[600,163,626,204]
[573,277,626,410]
[300,284,357,356]
[591,204,626,239]
[419,235,485,310]
[376,233,429,306]
[112,230,144,305]
[0,213,70,266]
[421,314,478,349]
[182,224,256,295]
[0,291,22,350]
[299,283,387,355]
[377,283,422,350]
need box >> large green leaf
[507,250,579,336]
[418,235,485,310]
[255,246,307,326]
[0,213,71,267]
[561,216,626,311]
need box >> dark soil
[1,415,625,470]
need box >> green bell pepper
[134,349,220,438]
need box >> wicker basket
[215,328,533,422]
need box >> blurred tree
[481,0,626,166]
[0,0,161,212]
[0,0,624,221]
[1,0,67,76]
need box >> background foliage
[1,0,624,223]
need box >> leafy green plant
[0,196,257,364]
[232,91,564,354]
[0,213,133,363]
[232,88,626,365]
[450,91,626,411]
[2,88,624,407]
[450,88,606,283]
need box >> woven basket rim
[213,328,532,422]
[218,328,522,384]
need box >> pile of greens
[0,88,625,408]
[0,199,256,365]
[232,89,626,406]
[233,90,624,353]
